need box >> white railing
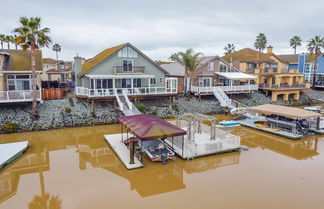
[191,85,258,94]
[0,90,41,103]
[76,87,177,97]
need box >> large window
[150,78,156,85]
[133,78,141,87]
[7,74,31,91]
[208,62,214,71]
[122,60,133,72]
[93,79,113,89]
[220,63,228,72]
[118,47,138,58]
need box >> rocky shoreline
[0,91,322,134]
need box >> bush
[1,123,19,133]
[65,107,72,114]
[135,102,147,113]
[151,110,158,115]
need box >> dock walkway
[104,134,143,170]
[0,141,28,169]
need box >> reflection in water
[0,123,323,209]
[233,127,319,160]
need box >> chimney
[73,54,82,87]
[267,45,273,54]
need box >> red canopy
[118,114,186,140]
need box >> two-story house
[0,49,42,103]
[74,43,177,101]
[42,58,73,82]
[278,53,324,88]
[222,47,305,102]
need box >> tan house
[0,49,42,103]
[222,47,305,101]
[42,58,73,82]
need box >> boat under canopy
[249,104,322,119]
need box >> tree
[13,16,52,120]
[52,43,61,63]
[254,33,267,52]
[290,36,302,54]
[11,34,18,49]
[172,48,203,93]
[4,35,13,49]
[169,53,179,61]
[224,43,235,55]
[306,36,324,89]
[0,34,5,49]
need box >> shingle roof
[42,58,64,64]
[78,43,127,76]
[222,48,279,63]
[78,43,169,76]
[160,62,185,76]
[3,49,43,71]
[277,54,299,64]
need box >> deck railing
[114,66,145,74]
[0,90,41,103]
[258,84,305,89]
[191,85,258,94]
[76,87,177,97]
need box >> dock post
[129,138,135,164]
[316,117,320,130]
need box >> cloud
[1,0,323,60]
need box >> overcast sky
[1,0,323,61]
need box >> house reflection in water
[0,125,240,202]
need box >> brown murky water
[0,114,323,209]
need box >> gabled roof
[160,62,185,76]
[222,48,287,63]
[3,49,43,71]
[78,43,168,76]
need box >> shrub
[135,102,147,113]
[65,107,72,114]
[151,110,158,115]
[1,123,19,133]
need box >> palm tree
[172,48,203,93]
[11,34,18,49]
[0,34,5,49]
[169,53,179,61]
[52,43,61,62]
[290,36,302,54]
[306,36,324,89]
[13,16,52,120]
[4,35,13,49]
[224,43,235,55]
[254,33,267,52]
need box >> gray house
[74,43,177,100]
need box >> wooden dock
[0,141,28,169]
[104,134,143,170]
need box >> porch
[190,72,258,95]
[76,75,178,98]
[0,90,42,103]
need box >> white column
[131,78,134,94]
[148,78,151,94]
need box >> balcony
[0,90,42,103]
[258,84,305,90]
[255,68,278,74]
[114,66,145,74]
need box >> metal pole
[182,136,184,157]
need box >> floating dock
[104,134,143,170]
[0,141,28,169]
[166,121,241,160]
[236,118,303,140]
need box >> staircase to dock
[213,87,233,108]
[114,89,141,116]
